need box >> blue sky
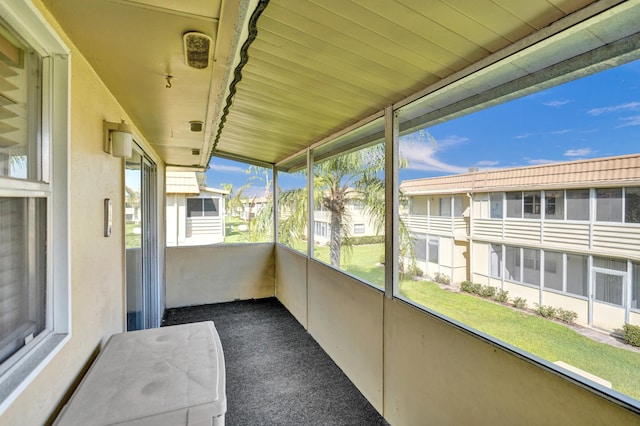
[207,59,640,193]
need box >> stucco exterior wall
[1,2,165,424]
[275,245,308,329]
[307,260,384,414]
[165,244,275,307]
[383,298,639,425]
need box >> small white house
[166,172,228,246]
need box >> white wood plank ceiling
[42,0,619,168]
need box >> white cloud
[564,148,592,157]
[209,163,246,173]
[544,99,571,107]
[617,115,640,128]
[527,158,556,165]
[587,101,640,116]
[474,160,499,167]
[399,140,468,174]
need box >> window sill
[0,332,69,414]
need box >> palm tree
[252,142,415,270]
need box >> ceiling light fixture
[189,120,204,132]
[183,32,212,69]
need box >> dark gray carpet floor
[162,298,389,426]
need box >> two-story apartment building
[401,154,640,331]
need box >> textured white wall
[165,244,275,307]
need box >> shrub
[470,283,483,294]
[623,324,640,347]
[534,304,558,319]
[493,289,509,303]
[479,285,497,298]
[342,235,385,245]
[460,281,474,293]
[433,273,450,285]
[512,297,527,309]
[556,308,578,324]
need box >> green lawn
[400,280,640,400]
[224,217,250,243]
[308,242,640,400]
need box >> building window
[427,236,439,263]
[506,192,522,218]
[489,193,503,219]
[439,197,451,217]
[544,251,563,291]
[522,248,540,286]
[633,262,640,310]
[566,254,588,297]
[596,188,622,222]
[353,223,365,234]
[625,187,640,223]
[453,196,463,216]
[412,233,427,261]
[566,189,589,220]
[187,197,219,217]
[523,191,541,219]
[545,190,564,220]
[0,2,70,407]
[489,244,502,278]
[504,245,521,282]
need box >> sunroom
[1,0,640,425]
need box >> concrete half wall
[166,244,275,307]
[273,245,639,424]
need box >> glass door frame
[125,144,159,331]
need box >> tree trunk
[329,210,342,268]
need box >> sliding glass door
[125,147,158,331]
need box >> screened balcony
[2,1,640,425]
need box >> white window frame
[0,0,70,414]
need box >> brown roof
[166,172,200,195]
[401,153,640,195]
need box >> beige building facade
[402,154,640,331]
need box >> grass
[224,217,250,243]
[400,280,640,400]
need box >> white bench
[55,321,226,426]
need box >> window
[453,196,463,217]
[393,4,640,408]
[0,23,47,368]
[412,233,427,261]
[625,187,640,223]
[205,157,273,243]
[544,251,563,291]
[427,236,439,263]
[276,158,307,253]
[566,254,588,297]
[633,262,640,310]
[506,192,522,218]
[522,248,540,286]
[545,190,564,220]
[0,2,69,407]
[593,257,626,306]
[187,197,219,217]
[353,223,365,234]
[312,117,385,288]
[439,197,451,217]
[504,246,521,282]
[489,193,503,218]
[566,189,589,220]
[489,244,502,278]
[596,188,622,222]
[523,192,541,219]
